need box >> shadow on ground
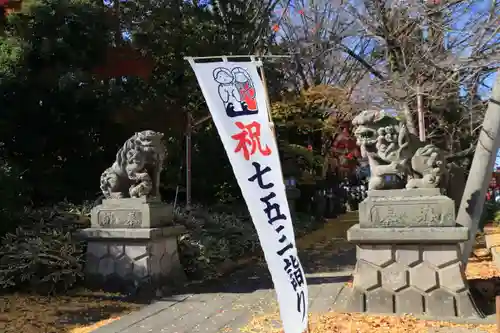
[469,277,500,316]
[157,232,357,297]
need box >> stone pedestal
[77,198,186,293]
[342,189,483,318]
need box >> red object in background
[332,124,360,170]
[491,172,500,188]
[307,144,313,151]
[1,0,23,15]
[92,46,154,80]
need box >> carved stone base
[91,198,173,228]
[359,189,456,228]
[342,225,483,318]
[77,226,186,293]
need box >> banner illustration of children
[213,66,259,117]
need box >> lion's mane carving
[100,130,166,199]
[352,110,447,191]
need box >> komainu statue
[100,130,166,198]
[352,110,447,190]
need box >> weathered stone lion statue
[352,110,447,191]
[100,130,166,198]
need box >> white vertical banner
[187,58,308,333]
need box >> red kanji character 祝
[231,121,272,160]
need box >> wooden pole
[458,70,500,266]
[258,61,274,129]
[256,57,287,187]
[185,112,192,210]
[417,85,426,142]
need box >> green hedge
[0,202,324,294]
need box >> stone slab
[90,294,192,333]
[118,292,241,333]
[491,247,500,268]
[367,189,442,197]
[347,224,469,244]
[76,226,186,240]
[91,198,174,228]
[309,281,345,313]
[359,189,455,228]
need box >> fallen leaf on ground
[243,312,497,333]
[0,291,142,333]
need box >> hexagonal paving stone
[358,245,393,268]
[409,262,438,292]
[422,245,459,268]
[160,253,173,275]
[438,262,467,293]
[426,289,456,317]
[124,244,148,260]
[133,256,150,278]
[366,288,394,313]
[353,260,381,291]
[149,255,162,276]
[343,288,365,312]
[148,240,165,257]
[87,242,108,259]
[165,238,178,253]
[395,245,421,267]
[455,291,481,318]
[98,256,115,276]
[108,244,125,258]
[381,262,408,292]
[395,288,424,314]
[85,253,100,274]
[115,256,133,277]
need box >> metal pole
[186,112,192,210]
[417,85,426,142]
[183,55,292,61]
[458,70,500,266]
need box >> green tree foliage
[271,85,354,181]
[115,0,278,203]
[0,0,278,206]
[0,0,129,204]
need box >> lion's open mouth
[354,127,377,145]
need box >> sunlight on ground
[297,211,358,249]
[69,317,120,333]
